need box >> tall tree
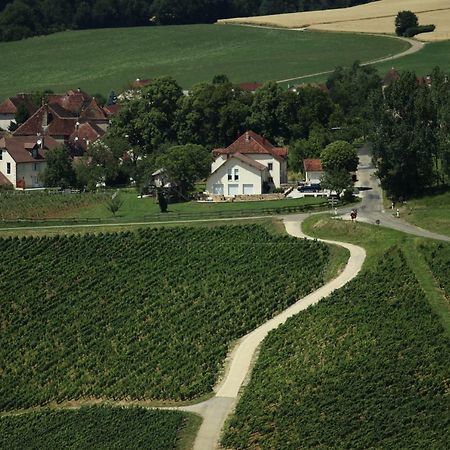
[42,146,76,188]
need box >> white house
[0,135,59,189]
[206,131,288,196]
[303,159,323,184]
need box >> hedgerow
[222,248,450,449]
[0,406,185,450]
[0,225,329,410]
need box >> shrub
[404,24,436,37]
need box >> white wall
[207,159,264,195]
[0,150,17,186]
[211,154,227,172]
[305,170,323,183]
[0,114,14,131]
[16,162,47,188]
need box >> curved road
[341,145,450,242]
[171,215,366,449]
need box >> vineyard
[0,191,107,220]
[222,248,450,449]
[0,407,187,450]
[0,225,330,410]
[420,241,450,298]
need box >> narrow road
[169,214,366,449]
[340,145,450,242]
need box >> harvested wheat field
[219,0,450,42]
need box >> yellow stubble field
[218,0,450,42]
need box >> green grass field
[0,190,327,222]
[0,407,197,450]
[0,25,408,99]
[399,190,450,237]
[286,40,450,85]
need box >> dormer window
[32,147,38,159]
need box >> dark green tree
[321,168,353,197]
[42,146,76,188]
[320,140,358,173]
[395,10,418,36]
[155,144,211,198]
[109,76,183,155]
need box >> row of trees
[42,64,449,201]
[0,0,376,41]
[370,68,450,199]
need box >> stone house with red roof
[12,90,110,148]
[206,131,288,196]
[303,158,323,183]
[0,135,59,188]
[0,94,39,131]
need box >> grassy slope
[0,407,196,450]
[0,25,407,99]
[284,40,450,86]
[0,190,326,221]
[302,216,450,332]
[222,216,450,449]
[398,191,450,237]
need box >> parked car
[298,183,321,193]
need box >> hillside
[219,0,450,42]
[222,247,450,449]
[0,25,407,100]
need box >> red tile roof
[303,159,323,172]
[213,131,288,160]
[130,78,152,89]
[383,68,401,86]
[0,135,59,163]
[103,104,122,116]
[238,82,262,92]
[0,94,38,116]
[13,105,77,137]
[69,122,105,151]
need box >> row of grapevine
[0,225,330,410]
[0,192,107,220]
[222,247,450,449]
[0,406,186,450]
[419,241,450,298]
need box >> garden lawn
[223,225,450,449]
[0,407,196,450]
[0,25,408,99]
[0,189,326,222]
[0,225,333,410]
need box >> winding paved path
[169,214,366,449]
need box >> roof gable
[303,158,323,172]
[213,131,288,160]
[1,135,59,163]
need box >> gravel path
[170,214,366,449]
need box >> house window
[7,162,11,174]
[268,162,273,171]
[234,168,239,181]
[33,163,37,171]
[0,150,2,160]
[227,169,232,181]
